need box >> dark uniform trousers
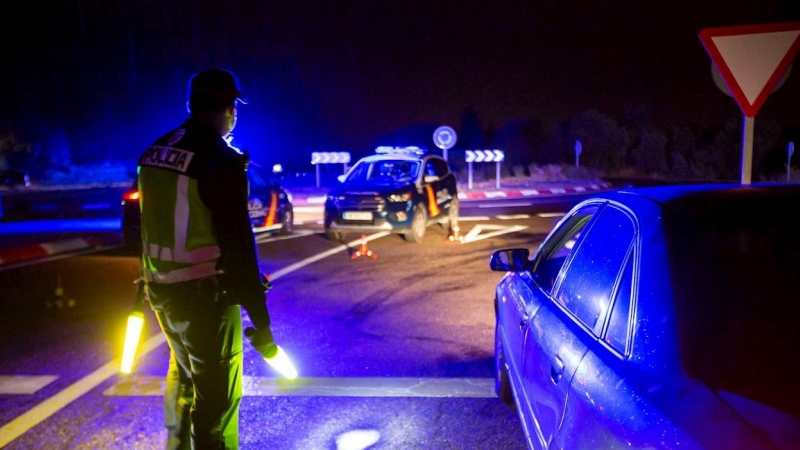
[147,276,243,450]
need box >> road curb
[0,237,96,267]
[458,183,611,199]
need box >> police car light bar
[375,146,425,155]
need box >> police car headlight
[387,192,412,202]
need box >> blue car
[490,184,800,450]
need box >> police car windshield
[346,160,420,183]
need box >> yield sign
[700,21,800,117]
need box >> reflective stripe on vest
[145,261,221,284]
[141,172,222,284]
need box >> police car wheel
[404,206,427,243]
[278,209,293,235]
[444,198,459,234]
[324,230,343,242]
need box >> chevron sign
[311,152,351,164]
[465,149,505,163]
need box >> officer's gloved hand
[245,327,277,359]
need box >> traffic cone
[351,234,377,259]
[447,224,464,243]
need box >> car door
[422,157,451,220]
[512,202,603,446]
[522,203,634,449]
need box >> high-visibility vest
[138,142,222,284]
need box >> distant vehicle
[121,162,293,250]
[0,170,30,188]
[490,183,800,450]
[323,146,459,243]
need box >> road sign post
[700,21,800,184]
[788,141,795,182]
[311,152,351,188]
[465,149,505,189]
[433,126,457,161]
[574,140,582,168]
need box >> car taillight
[124,191,140,201]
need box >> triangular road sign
[700,21,800,117]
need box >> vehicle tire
[443,198,459,235]
[495,318,516,410]
[324,229,343,242]
[404,205,427,243]
[278,208,293,235]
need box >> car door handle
[551,355,565,384]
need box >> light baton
[120,311,144,373]
[262,345,298,379]
[245,328,298,379]
[120,279,146,374]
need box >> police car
[324,146,459,243]
[121,162,294,250]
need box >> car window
[531,204,602,292]
[427,158,449,177]
[605,249,634,354]
[347,160,419,183]
[555,205,635,335]
[247,165,270,188]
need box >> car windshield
[663,188,800,415]
[346,160,419,183]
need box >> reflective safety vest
[138,144,222,284]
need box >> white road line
[268,232,389,281]
[0,333,165,447]
[462,225,528,243]
[0,376,58,395]
[537,212,565,218]
[496,214,530,220]
[0,233,391,446]
[456,216,491,221]
[104,375,496,399]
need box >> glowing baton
[245,328,298,379]
[120,280,146,374]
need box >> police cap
[187,68,248,112]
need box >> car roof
[358,153,433,163]
[596,182,800,206]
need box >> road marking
[496,214,530,220]
[0,333,165,447]
[0,376,58,395]
[0,232,392,446]
[456,216,491,221]
[462,224,528,243]
[268,232,389,280]
[537,212,565,218]
[104,375,496,398]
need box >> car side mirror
[337,174,347,183]
[489,248,531,272]
[424,175,439,183]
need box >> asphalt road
[0,195,588,449]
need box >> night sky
[3,1,800,170]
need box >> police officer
[137,68,275,449]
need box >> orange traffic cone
[447,224,464,243]
[351,234,377,259]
